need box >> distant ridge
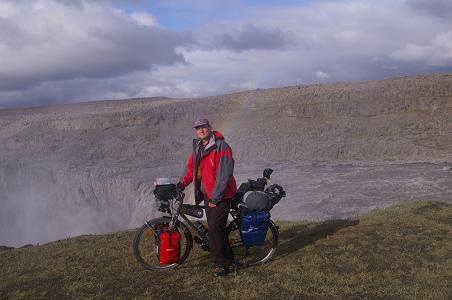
[1,73,451,163]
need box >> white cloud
[130,11,158,27]
[316,71,330,79]
[391,30,452,66]
[0,0,190,92]
[0,1,18,17]
[1,0,452,108]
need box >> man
[178,118,237,276]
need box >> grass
[414,135,451,151]
[1,200,451,299]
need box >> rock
[442,166,452,171]
[0,245,15,251]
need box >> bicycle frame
[159,191,241,247]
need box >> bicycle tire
[133,216,193,271]
[226,219,278,267]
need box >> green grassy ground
[1,201,451,299]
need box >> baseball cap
[193,118,210,128]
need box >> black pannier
[265,184,286,207]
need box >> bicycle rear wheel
[226,219,278,267]
[133,217,193,271]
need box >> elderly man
[178,118,237,276]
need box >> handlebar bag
[154,183,177,201]
[155,225,181,265]
[240,211,270,248]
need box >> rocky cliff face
[1,74,451,246]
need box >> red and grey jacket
[179,131,237,205]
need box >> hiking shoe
[213,266,230,277]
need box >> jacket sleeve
[179,153,194,189]
[211,142,234,205]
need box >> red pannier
[155,224,181,265]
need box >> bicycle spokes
[227,221,277,266]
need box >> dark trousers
[205,200,234,267]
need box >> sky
[0,0,452,108]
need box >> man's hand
[208,202,217,208]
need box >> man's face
[195,125,211,140]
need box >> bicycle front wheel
[133,217,193,271]
[227,219,278,267]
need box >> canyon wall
[1,74,451,246]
